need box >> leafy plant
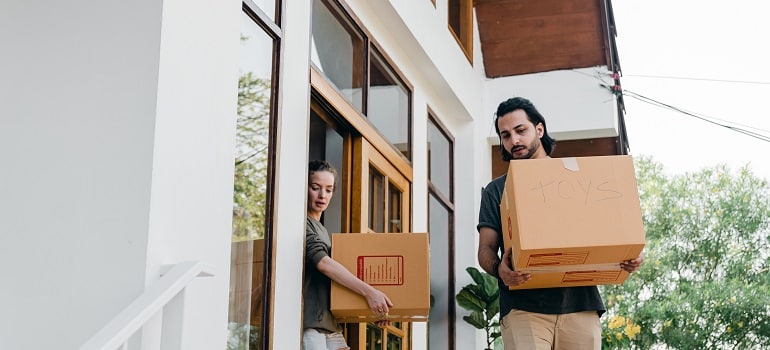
[456,267,501,350]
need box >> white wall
[483,67,620,142]
[268,0,313,348]
[0,0,241,348]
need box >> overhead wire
[619,88,770,143]
[622,74,770,86]
[574,69,770,143]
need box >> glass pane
[228,11,275,350]
[366,324,384,350]
[310,0,365,111]
[251,0,277,23]
[308,109,344,233]
[386,333,402,350]
[448,0,461,37]
[368,50,410,160]
[388,183,402,233]
[369,166,385,232]
[428,119,451,197]
[428,193,451,350]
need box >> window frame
[448,0,474,64]
[426,110,456,350]
[310,0,414,163]
[228,3,282,350]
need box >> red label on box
[356,255,404,286]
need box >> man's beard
[509,138,541,160]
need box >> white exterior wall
[1,1,619,349]
[0,0,241,349]
[270,0,313,348]
[483,68,621,143]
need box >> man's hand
[621,252,645,273]
[498,247,530,286]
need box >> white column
[269,0,313,349]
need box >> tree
[227,71,271,349]
[600,156,770,349]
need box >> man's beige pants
[500,309,601,350]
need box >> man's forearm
[478,246,500,276]
[478,227,502,276]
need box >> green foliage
[232,72,271,242]
[227,322,260,350]
[600,156,770,349]
[456,267,501,350]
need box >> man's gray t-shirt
[478,174,606,318]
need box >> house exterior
[1,0,629,349]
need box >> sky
[611,0,770,181]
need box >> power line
[620,88,770,143]
[623,74,770,86]
[583,71,770,143]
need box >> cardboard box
[500,155,645,290]
[330,232,430,323]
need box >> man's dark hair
[494,97,556,160]
[308,160,338,184]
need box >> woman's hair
[308,160,337,183]
[494,97,556,160]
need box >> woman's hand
[365,288,393,321]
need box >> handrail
[79,261,215,350]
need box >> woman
[303,160,393,350]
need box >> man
[477,97,644,349]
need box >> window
[309,93,414,349]
[248,0,278,24]
[228,4,280,349]
[311,0,413,162]
[448,0,473,63]
[309,2,415,346]
[427,112,456,350]
[368,48,411,160]
[311,0,366,111]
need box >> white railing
[79,261,215,350]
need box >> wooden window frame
[448,0,474,64]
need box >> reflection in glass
[386,333,402,350]
[428,193,452,349]
[368,50,410,160]
[369,166,385,233]
[428,119,451,197]
[310,0,365,111]
[366,324,384,350]
[228,11,274,350]
[308,108,344,234]
[388,183,402,233]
